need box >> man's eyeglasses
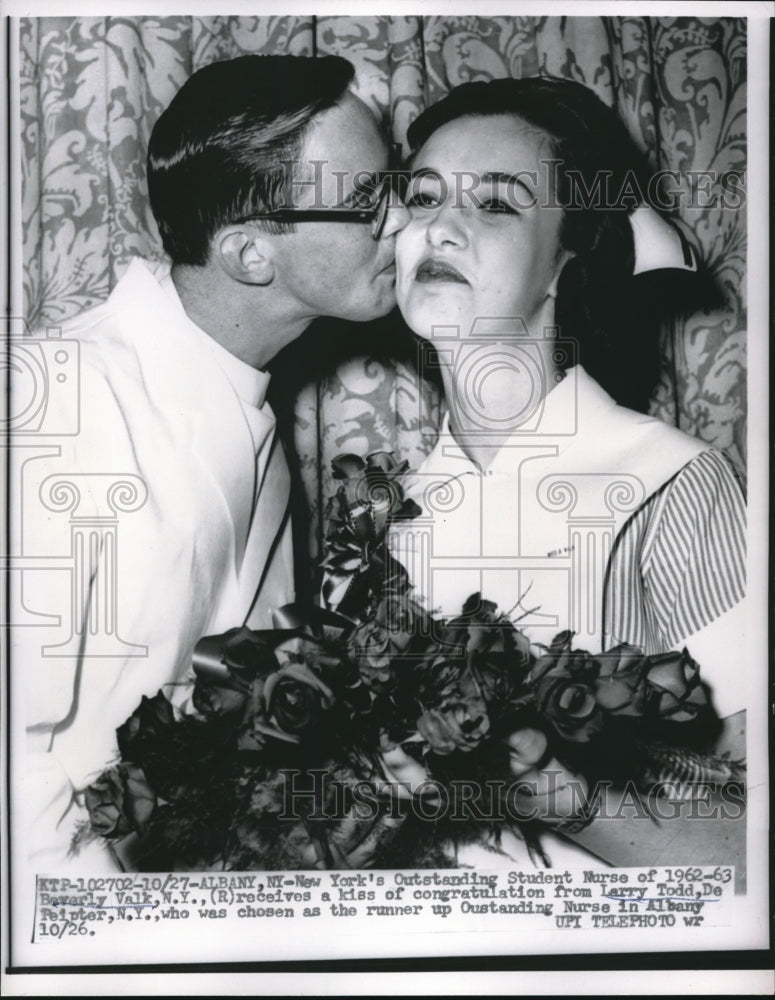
[236,148,408,242]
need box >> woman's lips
[414,258,468,283]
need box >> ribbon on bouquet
[321,537,410,619]
[193,603,355,689]
[320,531,381,619]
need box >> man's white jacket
[11,258,294,868]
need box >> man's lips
[414,258,468,283]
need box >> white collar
[425,366,611,474]
[156,265,271,411]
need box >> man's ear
[216,228,275,285]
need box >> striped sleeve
[605,449,746,653]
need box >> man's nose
[380,199,410,239]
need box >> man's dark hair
[407,77,676,409]
[147,54,355,266]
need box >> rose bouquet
[78,453,744,871]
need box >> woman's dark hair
[148,54,355,266]
[407,77,670,409]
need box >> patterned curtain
[19,15,747,562]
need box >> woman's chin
[397,297,470,342]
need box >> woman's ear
[216,229,275,285]
[548,248,575,299]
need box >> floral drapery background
[19,14,747,560]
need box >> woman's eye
[480,197,518,215]
[404,190,441,210]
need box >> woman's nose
[425,201,467,248]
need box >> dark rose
[85,764,156,838]
[348,595,423,692]
[643,648,709,721]
[592,643,650,715]
[192,680,249,719]
[247,660,335,745]
[116,691,175,763]
[348,621,395,690]
[417,704,490,754]
[451,593,533,705]
[536,676,603,742]
[331,451,421,532]
[265,662,334,734]
[375,593,426,644]
[530,631,591,685]
[249,769,288,816]
[529,632,603,742]
[417,668,490,754]
[331,453,368,490]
